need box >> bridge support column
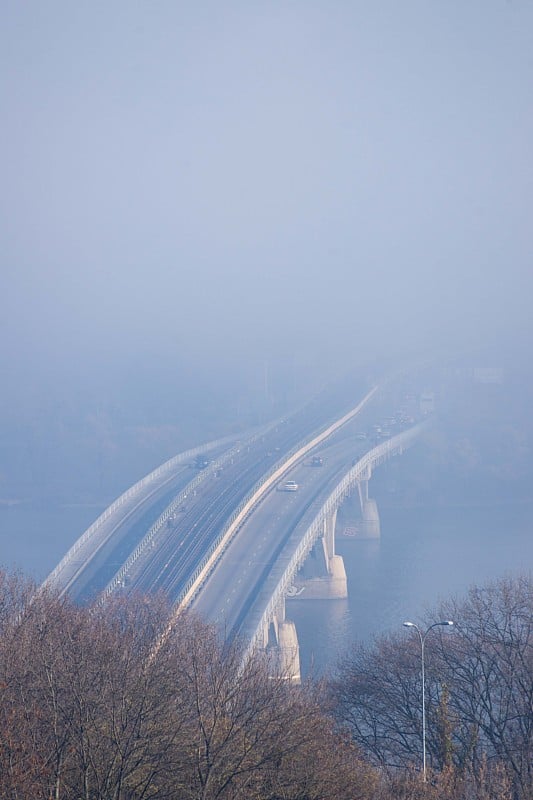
[357,466,381,538]
[335,466,381,540]
[359,496,380,538]
[266,597,301,684]
[287,509,348,601]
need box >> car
[280,480,299,492]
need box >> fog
[1,2,533,506]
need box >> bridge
[43,371,432,679]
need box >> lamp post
[403,620,454,781]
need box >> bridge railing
[173,386,380,610]
[99,432,264,599]
[241,420,430,663]
[42,433,242,593]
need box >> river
[1,479,532,680]
[289,494,533,677]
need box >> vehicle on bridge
[280,480,299,492]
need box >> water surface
[289,497,533,677]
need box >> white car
[280,480,299,492]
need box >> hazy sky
[2,1,532,401]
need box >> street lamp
[403,620,454,781]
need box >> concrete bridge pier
[335,465,381,540]
[356,464,381,539]
[266,596,301,683]
[287,509,348,600]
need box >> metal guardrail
[99,421,281,599]
[173,386,380,611]
[241,420,430,664]
[41,433,242,593]
[43,382,369,600]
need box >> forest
[0,571,530,800]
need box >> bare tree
[0,574,73,799]
[0,580,192,799]
[436,576,533,797]
[330,574,533,799]
[374,761,515,800]
[0,572,378,800]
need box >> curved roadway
[119,390,369,603]
[66,375,373,605]
[190,419,385,639]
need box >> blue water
[0,503,105,582]
[1,495,531,679]
[289,499,533,677]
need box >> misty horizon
[1,3,533,570]
[2,3,532,382]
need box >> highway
[190,416,385,640]
[64,440,236,603]
[117,383,371,603]
[65,373,374,605]
[51,369,426,621]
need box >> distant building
[420,391,435,414]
